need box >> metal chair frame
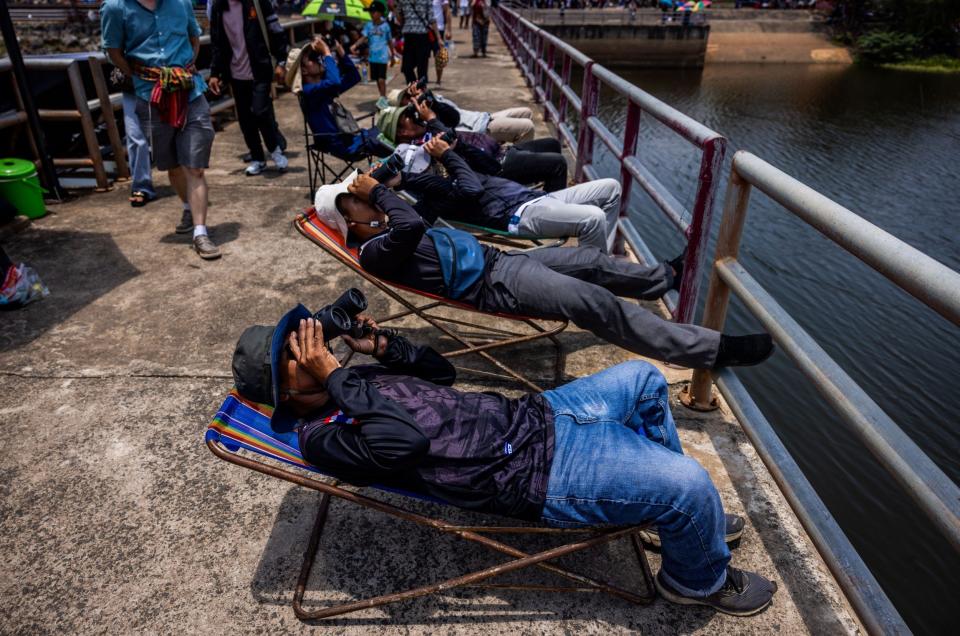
[295,208,569,392]
[207,433,657,621]
[297,93,376,194]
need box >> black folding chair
[297,93,380,192]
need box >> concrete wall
[542,24,709,68]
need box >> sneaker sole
[175,226,194,234]
[654,576,773,617]
[638,526,744,549]
[195,249,221,260]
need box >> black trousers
[500,138,568,192]
[402,32,431,84]
[231,79,281,162]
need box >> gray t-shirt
[223,0,254,80]
[398,0,433,34]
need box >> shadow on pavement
[0,229,140,354]
[248,486,712,630]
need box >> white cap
[312,170,358,240]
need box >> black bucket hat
[231,304,312,433]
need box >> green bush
[856,31,921,63]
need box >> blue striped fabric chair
[206,389,656,621]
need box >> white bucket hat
[313,170,358,240]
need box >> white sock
[182,202,191,211]
[193,224,208,238]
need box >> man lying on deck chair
[313,169,774,370]
[231,307,779,615]
[386,134,621,253]
[377,97,569,193]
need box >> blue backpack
[426,228,486,300]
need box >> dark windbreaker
[298,334,555,520]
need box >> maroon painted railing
[493,7,726,324]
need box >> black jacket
[298,333,555,520]
[209,0,289,83]
[358,184,497,304]
[400,149,541,230]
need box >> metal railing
[495,6,725,324]
[513,8,710,26]
[686,150,960,634]
[495,7,960,633]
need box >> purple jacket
[298,335,555,520]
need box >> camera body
[370,153,405,183]
[313,288,372,341]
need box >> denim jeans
[541,361,730,597]
[122,92,155,198]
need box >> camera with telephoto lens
[370,153,404,183]
[312,288,372,342]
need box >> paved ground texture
[1,23,861,635]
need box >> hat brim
[285,44,313,92]
[268,303,313,432]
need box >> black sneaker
[656,566,777,616]
[175,209,194,234]
[713,334,775,368]
[639,513,745,548]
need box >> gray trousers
[516,178,621,254]
[477,246,721,368]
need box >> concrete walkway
[1,24,859,635]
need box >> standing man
[102,0,221,259]
[208,0,290,176]
[396,0,436,84]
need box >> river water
[584,63,959,633]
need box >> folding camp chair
[294,207,568,392]
[206,389,657,620]
[298,93,377,193]
[436,218,569,251]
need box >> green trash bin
[0,158,47,220]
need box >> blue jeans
[122,92,155,198]
[542,361,730,597]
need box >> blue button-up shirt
[101,0,206,103]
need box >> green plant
[856,31,922,63]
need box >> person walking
[102,0,221,259]
[458,0,470,29]
[396,0,436,83]
[431,0,452,85]
[208,0,290,177]
[471,0,490,57]
[119,76,155,207]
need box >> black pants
[402,32,431,84]
[500,138,568,192]
[231,79,281,162]
[477,246,721,368]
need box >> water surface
[587,63,960,633]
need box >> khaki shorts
[136,95,215,171]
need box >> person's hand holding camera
[288,318,340,385]
[414,95,436,123]
[423,136,451,159]
[312,36,331,57]
[406,80,422,101]
[208,76,222,96]
[342,315,388,357]
[348,173,380,202]
[333,40,346,59]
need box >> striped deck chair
[206,389,657,621]
[294,207,568,392]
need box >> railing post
[675,134,726,324]
[557,55,571,124]
[574,61,598,184]
[615,100,641,256]
[533,33,544,103]
[680,159,752,411]
[543,42,556,118]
